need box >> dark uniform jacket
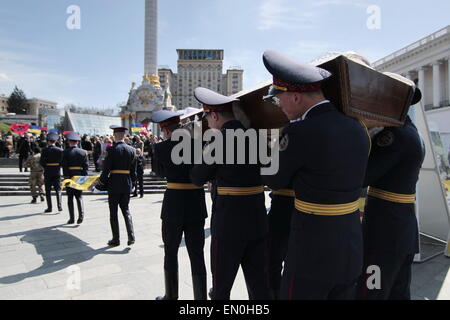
[154,139,207,223]
[191,120,268,241]
[263,102,370,283]
[136,155,146,176]
[18,139,32,157]
[99,141,136,194]
[363,117,425,254]
[40,145,64,178]
[62,146,89,178]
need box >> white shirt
[290,100,330,123]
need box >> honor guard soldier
[191,87,272,300]
[97,125,137,247]
[358,81,425,300]
[267,186,295,299]
[262,50,370,300]
[151,110,208,300]
[40,132,64,213]
[62,131,89,224]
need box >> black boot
[192,274,207,300]
[109,216,120,246]
[156,270,178,300]
[31,197,37,204]
[124,214,135,245]
[76,195,84,224]
[45,193,52,212]
[40,195,45,202]
[68,197,75,224]
[57,191,63,212]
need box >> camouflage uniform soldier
[25,148,45,203]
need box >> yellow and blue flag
[61,176,100,191]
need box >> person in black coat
[262,50,370,300]
[18,135,33,172]
[191,88,272,300]
[151,110,208,300]
[40,133,64,213]
[92,137,102,172]
[97,126,137,247]
[132,148,145,198]
[62,131,89,224]
[358,85,425,300]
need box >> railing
[373,25,450,68]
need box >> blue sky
[0,0,448,109]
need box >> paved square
[1,189,449,300]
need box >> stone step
[0,188,210,196]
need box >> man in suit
[262,50,370,300]
[62,131,89,224]
[152,110,208,300]
[40,132,64,213]
[97,126,137,246]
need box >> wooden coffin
[231,81,288,130]
[317,55,415,127]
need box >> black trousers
[134,174,144,196]
[211,234,271,300]
[66,188,84,220]
[267,197,293,296]
[44,175,61,209]
[162,219,206,276]
[108,193,135,241]
[357,252,415,300]
[19,155,28,172]
[268,222,290,295]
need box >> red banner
[10,123,30,135]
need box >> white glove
[368,127,384,139]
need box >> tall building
[158,49,244,110]
[373,24,450,168]
[373,25,450,111]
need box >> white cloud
[0,73,13,82]
[312,0,367,7]
[257,0,317,30]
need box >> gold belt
[295,199,359,216]
[68,166,83,170]
[111,170,130,174]
[272,189,295,197]
[217,186,264,196]
[46,163,60,166]
[166,183,203,190]
[368,187,416,204]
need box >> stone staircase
[0,158,205,196]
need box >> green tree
[7,86,29,114]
